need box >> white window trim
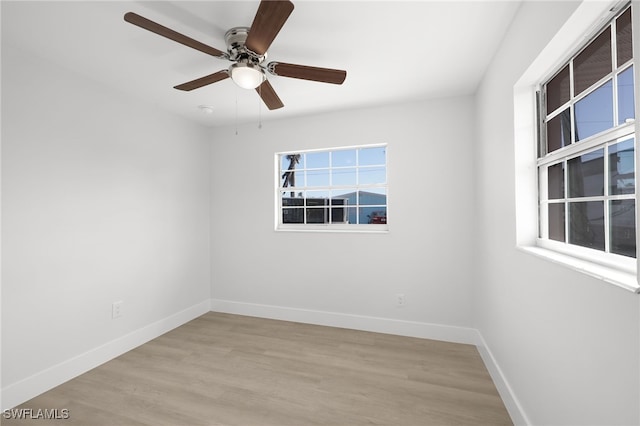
[274,144,389,233]
[514,0,640,293]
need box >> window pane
[616,7,633,67]
[307,169,330,187]
[330,199,348,223]
[331,207,347,223]
[305,151,329,168]
[569,201,605,250]
[332,168,356,186]
[546,108,572,152]
[282,196,304,223]
[282,189,303,200]
[573,27,611,95]
[330,197,347,206]
[306,198,326,207]
[306,207,326,224]
[330,200,349,210]
[282,208,304,223]
[359,166,386,185]
[546,65,570,114]
[548,162,565,199]
[609,138,635,195]
[332,149,356,167]
[358,189,387,206]
[610,200,636,257]
[281,154,302,189]
[281,154,301,173]
[282,196,303,206]
[281,170,302,189]
[359,147,386,166]
[548,203,565,242]
[305,190,330,200]
[331,189,357,206]
[568,149,604,197]
[345,207,358,224]
[575,80,613,141]
[618,66,635,125]
[363,207,387,225]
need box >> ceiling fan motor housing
[225,26,265,63]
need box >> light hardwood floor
[4,312,512,425]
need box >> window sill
[276,224,389,233]
[517,245,640,293]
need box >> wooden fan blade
[124,12,227,58]
[174,70,229,91]
[255,80,284,110]
[268,62,346,84]
[244,1,294,56]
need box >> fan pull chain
[258,84,263,129]
[235,88,239,136]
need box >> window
[276,145,388,231]
[537,5,636,266]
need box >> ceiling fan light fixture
[229,62,265,90]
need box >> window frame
[536,3,636,269]
[274,144,389,233]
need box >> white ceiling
[2,1,521,128]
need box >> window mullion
[612,16,620,128]
[604,144,611,253]
[564,160,569,243]
[569,59,576,145]
[538,122,636,166]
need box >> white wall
[475,1,640,425]
[1,41,212,407]
[209,97,477,337]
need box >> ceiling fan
[124,0,347,110]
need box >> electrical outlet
[112,301,123,319]
[396,293,405,306]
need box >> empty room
[2,1,639,425]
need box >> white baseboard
[1,300,211,411]
[476,334,531,426]
[210,298,479,345]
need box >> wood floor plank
[4,312,512,425]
